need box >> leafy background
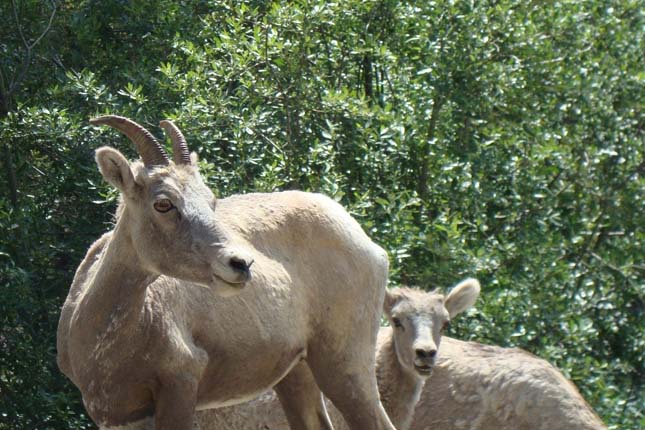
[1,1,643,429]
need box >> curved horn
[90,115,169,167]
[159,119,191,165]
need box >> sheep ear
[445,278,480,318]
[190,152,199,164]
[383,289,403,315]
[95,147,138,196]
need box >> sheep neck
[376,328,425,430]
[74,212,155,338]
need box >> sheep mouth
[210,263,252,286]
[211,273,247,287]
[214,272,247,285]
[207,273,248,297]
[414,364,434,376]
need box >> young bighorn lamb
[56,116,396,430]
[410,338,607,430]
[194,278,481,430]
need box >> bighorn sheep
[410,337,607,430]
[56,116,397,430]
[194,278,481,430]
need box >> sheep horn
[159,120,191,165]
[90,115,170,167]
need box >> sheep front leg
[154,374,199,430]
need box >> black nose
[416,348,437,359]
[229,257,252,274]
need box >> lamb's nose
[229,257,253,275]
[415,348,437,360]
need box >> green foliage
[1,1,643,429]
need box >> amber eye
[154,199,174,213]
[392,317,403,329]
[441,321,451,332]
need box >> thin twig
[8,0,57,95]
[12,0,57,50]
[29,1,57,50]
[589,252,633,283]
[11,0,28,49]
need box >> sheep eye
[154,198,174,213]
[392,317,403,328]
[441,321,450,332]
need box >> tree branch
[7,0,57,97]
[417,95,445,203]
[0,66,8,115]
[0,65,6,95]
[11,0,29,49]
[3,143,19,210]
[29,1,57,50]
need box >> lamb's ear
[95,147,138,196]
[445,278,480,318]
[383,289,403,316]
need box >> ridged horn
[90,115,169,167]
[159,119,191,165]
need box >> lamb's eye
[441,321,451,332]
[154,199,174,213]
[392,317,403,328]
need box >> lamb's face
[385,289,450,378]
[123,163,254,295]
[383,279,480,379]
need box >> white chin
[207,276,247,297]
[214,284,245,297]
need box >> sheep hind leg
[274,361,334,430]
[307,349,397,430]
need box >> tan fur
[410,337,607,430]
[190,278,606,430]
[57,123,396,430]
[194,279,480,430]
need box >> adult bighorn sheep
[56,116,396,430]
[194,278,481,430]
